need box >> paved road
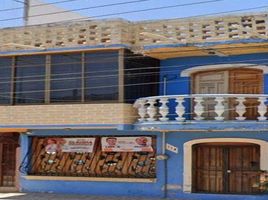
[0,193,176,200]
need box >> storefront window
[28,136,156,178]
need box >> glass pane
[85,52,118,101]
[15,55,45,104]
[50,54,82,102]
[0,57,12,104]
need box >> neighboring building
[0,12,268,200]
[24,0,86,25]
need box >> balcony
[133,94,268,131]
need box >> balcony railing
[133,94,268,123]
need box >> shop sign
[101,136,153,152]
[45,138,96,153]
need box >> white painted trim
[181,64,268,77]
[183,138,268,193]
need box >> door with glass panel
[0,134,18,188]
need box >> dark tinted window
[0,57,12,104]
[50,54,82,102]
[15,56,45,104]
[85,52,118,101]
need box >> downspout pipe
[157,132,168,198]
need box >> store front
[27,136,156,179]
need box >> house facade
[0,13,268,199]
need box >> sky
[0,0,268,28]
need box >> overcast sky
[1,0,268,28]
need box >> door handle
[227,170,231,173]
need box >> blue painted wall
[20,129,268,200]
[19,129,165,198]
[160,53,268,96]
[159,53,268,119]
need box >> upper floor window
[15,55,46,104]
[85,52,118,101]
[0,58,12,104]
[0,49,159,105]
[50,54,82,103]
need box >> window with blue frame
[50,53,82,103]
[14,55,46,104]
[85,52,119,101]
[0,58,12,104]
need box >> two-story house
[0,13,268,200]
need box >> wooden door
[192,143,261,194]
[193,71,228,119]
[0,133,18,187]
[229,69,263,120]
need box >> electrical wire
[0,70,264,97]
[2,0,79,12]
[1,42,268,70]
[0,55,268,84]
[1,0,225,22]
[0,54,267,84]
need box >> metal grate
[29,136,156,178]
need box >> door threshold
[0,187,19,193]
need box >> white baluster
[235,97,246,121]
[175,97,185,121]
[194,96,204,120]
[214,97,225,121]
[136,99,147,122]
[258,97,267,121]
[147,99,157,121]
[159,97,169,121]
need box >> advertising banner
[45,137,96,153]
[101,136,153,152]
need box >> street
[0,193,175,200]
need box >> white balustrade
[136,99,147,122]
[133,94,268,123]
[159,97,169,121]
[235,97,246,121]
[214,97,225,121]
[147,99,157,121]
[175,97,186,121]
[194,97,204,120]
[258,97,267,121]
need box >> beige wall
[0,103,137,126]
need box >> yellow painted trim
[23,176,157,183]
[0,128,28,133]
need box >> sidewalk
[0,193,175,200]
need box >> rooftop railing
[0,13,267,52]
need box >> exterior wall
[160,53,268,96]
[19,129,164,197]
[18,129,268,199]
[0,103,137,126]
